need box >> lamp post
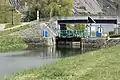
[11,7,14,25]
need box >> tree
[74,24,85,30]
[20,0,73,20]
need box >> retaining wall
[23,37,55,47]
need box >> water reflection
[11,46,97,58]
[0,45,98,77]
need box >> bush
[0,35,28,52]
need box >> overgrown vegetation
[0,35,28,52]
[66,24,85,30]
[5,45,120,80]
[0,24,31,52]
[20,0,73,21]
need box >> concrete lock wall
[82,38,120,48]
[23,37,120,49]
[23,37,55,47]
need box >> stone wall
[82,38,120,49]
[106,39,120,47]
[82,39,106,48]
[23,37,120,49]
[23,37,55,47]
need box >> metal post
[12,7,14,25]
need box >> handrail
[51,16,117,21]
[57,30,87,38]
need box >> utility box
[43,31,48,37]
[96,31,101,37]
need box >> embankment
[0,36,28,52]
[5,45,120,80]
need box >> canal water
[0,46,96,78]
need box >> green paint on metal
[57,30,87,38]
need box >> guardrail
[51,16,118,20]
[57,30,87,38]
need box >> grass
[0,35,28,52]
[0,0,21,24]
[5,45,120,80]
[4,23,19,29]
[0,24,32,52]
[0,24,31,36]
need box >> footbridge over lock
[31,16,117,47]
[47,16,118,46]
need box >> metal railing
[57,30,87,38]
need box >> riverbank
[0,23,34,52]
[5,45,120,80]
[0,36,28,52]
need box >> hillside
[73,0,102,15]
[74,0,120,16]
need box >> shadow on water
[11,45,98,58]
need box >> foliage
[20,0,73,20]
[74,24,85,30]
[5,45,120,80]
[66,24,85,30]
[0,0,21,23]
[0,35,28,52]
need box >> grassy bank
[4,23,19,29]
[0,36,28,52]
[0,24,33,52]
[5,45,120,80]
[0,24,30,36]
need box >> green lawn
[5,45,120,80]
[0,24,31,36]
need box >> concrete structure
[114,27,120,35]
[23,37,55,47]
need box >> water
[0,46,96,78]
